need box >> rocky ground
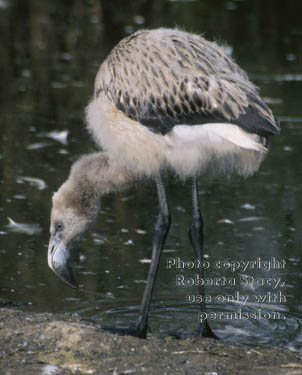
[0,304,302,375]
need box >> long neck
[70,152,131,199]
[53,152,131,227]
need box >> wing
[95,29,279,136]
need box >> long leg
[101,173,171,338]
[189,177,217,338]
[172,177,217,339]
[135,173,171,335]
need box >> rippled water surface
[1,0,302,351]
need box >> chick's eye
[55,222,64,232]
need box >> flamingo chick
[48,28,279,339]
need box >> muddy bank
[0,306,301,375]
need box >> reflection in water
[0,0,302,350]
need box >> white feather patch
[164,123,267,178]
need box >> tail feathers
[206,123,268,152]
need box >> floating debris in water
[283,145,293,152]
[139,258,151,264]
[13,195,26,200]
[38,130,69,145]
[217,218,234,224]
[6,217,42,235]
[105,292,115,298]
[123,239,134,245]
[135,228,147,235]
[16,176,47,190]
[93,238,105,245]
[240,203,255,210]
[59,149,69,155]
[26,142,51,150]
[92,232,107,244]
[238,216,265,223]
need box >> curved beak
[47,235,79,289]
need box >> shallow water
[1,0,302,351]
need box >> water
[1,0,302,351]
